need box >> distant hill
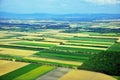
[0,12,120,21]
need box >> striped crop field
[13,65,56,80]
[0,64,40,80]
[34,49,91,62]
[0,29,118,80]
[0,60,29,76]
[13,41,57,48]
[0,61,56,80]
[0,48,37,56]
[64,37,117,42]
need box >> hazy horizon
[0,0,120,14]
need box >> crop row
[13,65,55,80]
[63,43,109,48]
[64,37,116,42]
[0,54,79,67]
[13,41,56,48]
[0,63,55,80]
[67,40,113,45]
[0,44,45,51]
[51,46,103,53]
[34,49,91,62]
[0,64,40,80]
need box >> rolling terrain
[0,20,120,80]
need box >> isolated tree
[60,42,65,45]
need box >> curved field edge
[59,70,117,80]
[107,43,120,52]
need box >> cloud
[85,0,120,5]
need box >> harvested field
[45,38,66,43]
[58,45,107,50]
[117,37,120,42]
[0,32,14,38]
[0,60,11,65]
[24,57,82,66]
[26,41,59,45]
[0,39,19,42]
[0,64,41,80]
[0,48,37,56]
[60,70,116,80]
[0,60,29,76]
[59,33,89,37]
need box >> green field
[13,65,56,80]
[34,49,91,62]
[13,41,56,48]
[64,37,116,42]
[63,43,109,48]
[0,34,24,39]
[107,43,120,52]
[0,64,40,80]
[0,64,55,80]
[51,45,103,53]
[0,44,45,51]
[0,28,119,80]
[67,40,113,45]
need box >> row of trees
[0,54,77,69]
[79,51,120,75]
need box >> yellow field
[0,39,21,45]
[24,41,59,45]
[18,35,42,39]
[60,70,116,80]
[117,37,120,42]
[0,60,11,66]
[24,57,82,66]
[0,48,37,56]
[58,45,107,50]
[45,38,67,43]
[55,33,89,37]
[0,60,29,76]
[0,32,14,38]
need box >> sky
[0,0,120,14]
